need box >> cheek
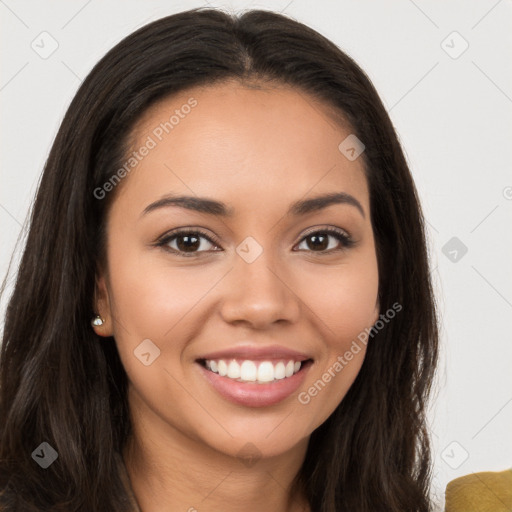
[302,254,379,345]
[295,254,378,427]
[107,240,216,340]
[105,248,209,406]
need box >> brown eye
[295,228,354,254]
[157,229,221,257]
[176,233,204,252]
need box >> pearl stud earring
[91,315,104,327]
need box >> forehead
[118,81,369,218]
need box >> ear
[92,272,114,337]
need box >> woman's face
[95,81,379,460]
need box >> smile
[196,358,313,408]
[202,358,303,383]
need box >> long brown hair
[0,7,439,511]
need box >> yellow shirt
[444,469,512,512]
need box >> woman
[0,7,439,511]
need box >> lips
[195,344,314,407]
[196,344,312,363]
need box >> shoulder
[444,468,512,512]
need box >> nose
[219,249,301,329]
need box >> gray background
[1,1,511,509]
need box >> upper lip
[197,344,312,362]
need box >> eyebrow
[141,191,365,219]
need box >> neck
[123,392,310,512]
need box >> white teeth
[257,362,274,382]
[274,362,286,379]
[227,360,241,379]
[217,360,227,377]
[203,358,304,383]
[240,360,257,381]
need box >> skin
[93,80,380,512]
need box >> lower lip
[196,361,312,408]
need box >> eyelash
[155,227,355,258]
